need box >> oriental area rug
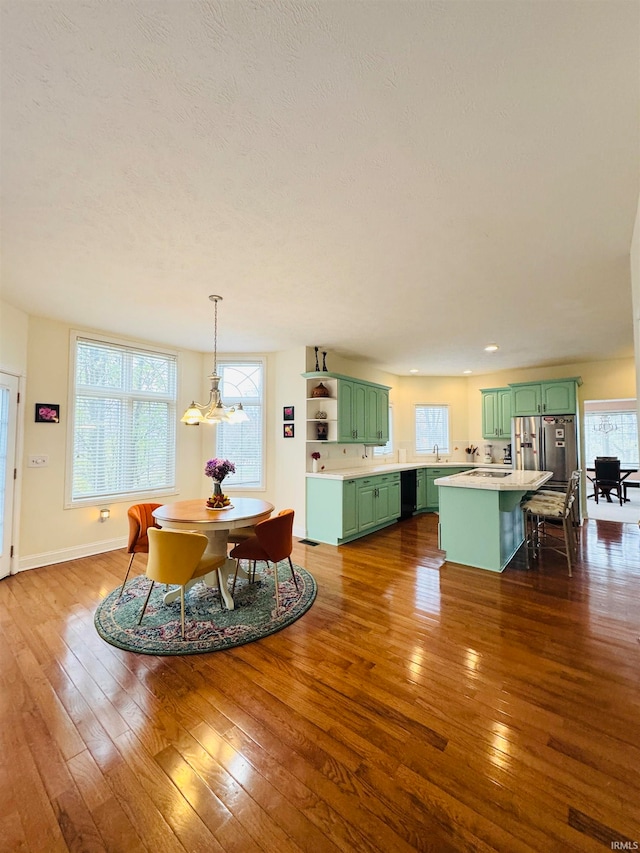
[95,563,317,656]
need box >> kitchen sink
[464,470,512,479]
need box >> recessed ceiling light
[409,369,419,374]
[484,344,499,352]
[463,370,472,374]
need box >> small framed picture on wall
[35,403,60,423]
[283,423,294,438]
[283,405,295,421]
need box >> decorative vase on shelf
[312,459,319,473]
[312,382,330,398]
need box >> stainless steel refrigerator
[512,415,579,489]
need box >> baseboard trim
[16,537,127,573]
[15,522,308,573]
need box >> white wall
[632,195,640,452]
[0,301,29,376]
[17,314,206,569]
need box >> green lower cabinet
[416,469,428,511]
[306,472,400,545]
[425,467,471,511]
[426,468,444,509]
[342,479,358,538]
[357,479,377,531]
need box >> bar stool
[521,471,581,576]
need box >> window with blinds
[583,407,638,466]
[70,335,177,503]
[415,404,450,453]
[215,360,264,488]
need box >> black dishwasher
[400,469,417,519]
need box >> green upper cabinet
[304,371,390,444]
[510,378,579,416]
[365,385,389,444]
[376,387,390,444]
[337,378,355,442]
[337,378,366,442]
[481,388,512,439]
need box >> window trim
[65,330,180,508]
[414,402,451,455]
[214,356,267,491]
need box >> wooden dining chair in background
[229,509,298,608]
[593,458,623,505]
[119,503,162,598]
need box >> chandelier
[593,414,617,434]
[180,295,249,426]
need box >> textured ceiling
[1,1,639,376]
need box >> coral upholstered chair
[119,503,162,598]
[137,528,227,639]
[229,509,297,608]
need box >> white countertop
[434,468,554,491]
[306,461,512,481]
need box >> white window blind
[415,404,450,453]
[215,360,264,488]
[71,336,177,502]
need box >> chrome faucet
[433,444,440,462]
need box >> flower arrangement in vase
[205,457,235,508]
[311,451,321,473]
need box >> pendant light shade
[180,295,247,426]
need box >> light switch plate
[28,455,49,467]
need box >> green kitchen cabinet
[377,387,390,443]
[416,468,428,510]
[510,378,579,416]
[337,379,366,442]
[481,388,512,439]
[304,372,390,445]
[426,468,444,509]
[376,474,400,523]
[357,473,400,529]
[306,471,400,545]
[356,478,377,531]
[424,467,469,511]
[342,479,358,538]
[365,385,389,444]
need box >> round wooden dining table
[152,498,274,610]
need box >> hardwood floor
[1,514,639,852]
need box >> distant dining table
[585,466,638,503]
[153,498,274,610]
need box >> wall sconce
[99,508,110,522]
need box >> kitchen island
[435,468,553,572]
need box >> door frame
[0,371,23,577]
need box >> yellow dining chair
[137,528,226,639]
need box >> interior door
[0,373,19,579]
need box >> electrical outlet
[28,455,49,467]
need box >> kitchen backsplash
[308,437,511,472]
